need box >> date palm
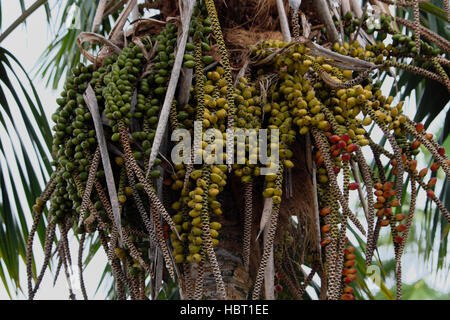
[0,0,448,300]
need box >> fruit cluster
[30,0,450,301]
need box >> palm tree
[0,0,449,300]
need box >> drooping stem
[200,165,227,299]
[252,165,284,300]
[30,219,56,299]
[354,149,376,267]
[78,147,101,227]
[78,233,88,300]
[243,182,253,271]
[27,209,43,300]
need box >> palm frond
[0,47,51,296]
[0,0,52,44]
[36,0,114,89]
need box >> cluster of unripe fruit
[50,63,100,225]
[45,21,193,269]
[169,164,226,264]
[103,42,146,128]
[333,13,443,73]
[174,66,228,133]
[231,77,263,183]
[34,0,450,300]
[184,2,214,70]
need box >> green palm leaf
[36,0,113,89]
[0,46,52,296]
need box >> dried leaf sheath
[355,149,376,266]
[78,233,88,300]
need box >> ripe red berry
[343,287,354,294]
[425,133,433,140]
[342,268,357,276]
[344,260,355,267]
[419,168,428,178]
[329,135,340,144]
[427,189,435,198]
[347,274,357,281]
[343,277,353,284]
[341,133,350,142]
[374,190,383,196]
[346,143,358,153]
[409,159,417,171]
[345,253,356,260]
[345,246,356,254]
[430,163,440,172]
[396,224,407,232]
[321,224,332,233]
[348,267,357,274]
[437,147,445,156]
[338,140,347,149]
[384,190,396,198]
[274,284,283,292]
[394,236,404,243]
[380,219,390,227]
[374,202,384,209]
[383,181,394,191]
[416,123,424,133]
[333,166,341,174]
[320,207,331,216]
[401,154,408,164]
[411,140,420,150]
[331,149,341,158]
[384,208,393,216]
[316,157,324,166]
[427,177,437,188]
[395,214,406,221]
[349,182,359,190]
[341,293,355,300]
[321,238,332,246]
[342,153,351,161]
[390,199,400,207]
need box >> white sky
[0,0,448,300]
